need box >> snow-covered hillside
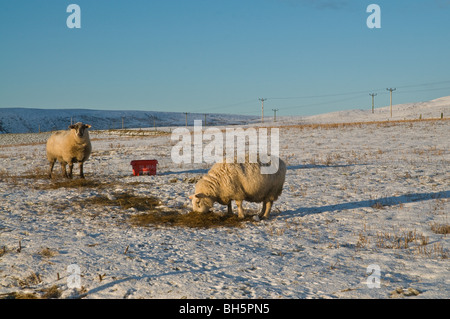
[0,108,257,134]
[1,96,449,134]
[277,96,450,125]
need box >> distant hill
[278,96,450,125]
[1,96,449,133]
[0,108,258,134]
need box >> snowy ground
[0,112,449,299]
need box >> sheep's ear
[69,124,75,129]
[189,193,207,199]
[84,124,92,129]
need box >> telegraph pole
[386,88,396,118]
[204,114,207,126]
[272,108,279,122]
[259,98,267,123]
[184,112,188,127]
[369,93,377,114]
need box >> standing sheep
[46,122,92,179]
[190,157,286,219]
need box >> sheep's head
[189,193,214,213]
[69,122,91,138]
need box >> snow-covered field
[0,100,449,299]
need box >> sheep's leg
[236,200,245,219]
[260,201,273,219]
[61,163,68,178]
[227,202,233,214]
[48,160,56,178]
[79,162,85,179]
[67,163,74,179]
[260,202,266,217]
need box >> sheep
[46,122,92,179]
[189,156,286,219]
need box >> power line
[266,80,450,102]
[267,90,377,100]
[276,94,368,111]
[396,86,450,94]
[395,80,450,89]
[153,79,450,116]
[190,99,255,113]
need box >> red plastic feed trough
[130,160,158,176]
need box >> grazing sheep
[46,122,92,179]
[190,157,286,219]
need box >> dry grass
[0,291,39,299]
[371,202,385,210]
[85,193,160,211]
[103,129,171,137]
[17,272,41,288]
[417,242,448,259]
[40,285,62,299]
[0,166,48,182]
[286,117,449,131]
[355,231,370,249]
[0,285,62,299]
[38,247,59,258]
[375,230,428,249]
[430,223,450,235]
[38,178,106,190]
[355,228,448,259]
[93,193,256,228]
[36,178,106,190]
[130,211,254,228]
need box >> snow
[0,97,449,299]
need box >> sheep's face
[69,123,91,138]
[190,193,213,213]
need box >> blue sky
[1,0,450,116]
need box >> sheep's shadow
[159,163,363,176]
[75,269,199,298]
[279,190,449,218]
[74,264,299,300]
[73,264,231,299]
[159,168,208,176]
[287,163,367,170]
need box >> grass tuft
[38,247,59,258]
[430,223,450,235]
[41,285,62,299]
[0,292,39,299]
[0,285,62,299]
